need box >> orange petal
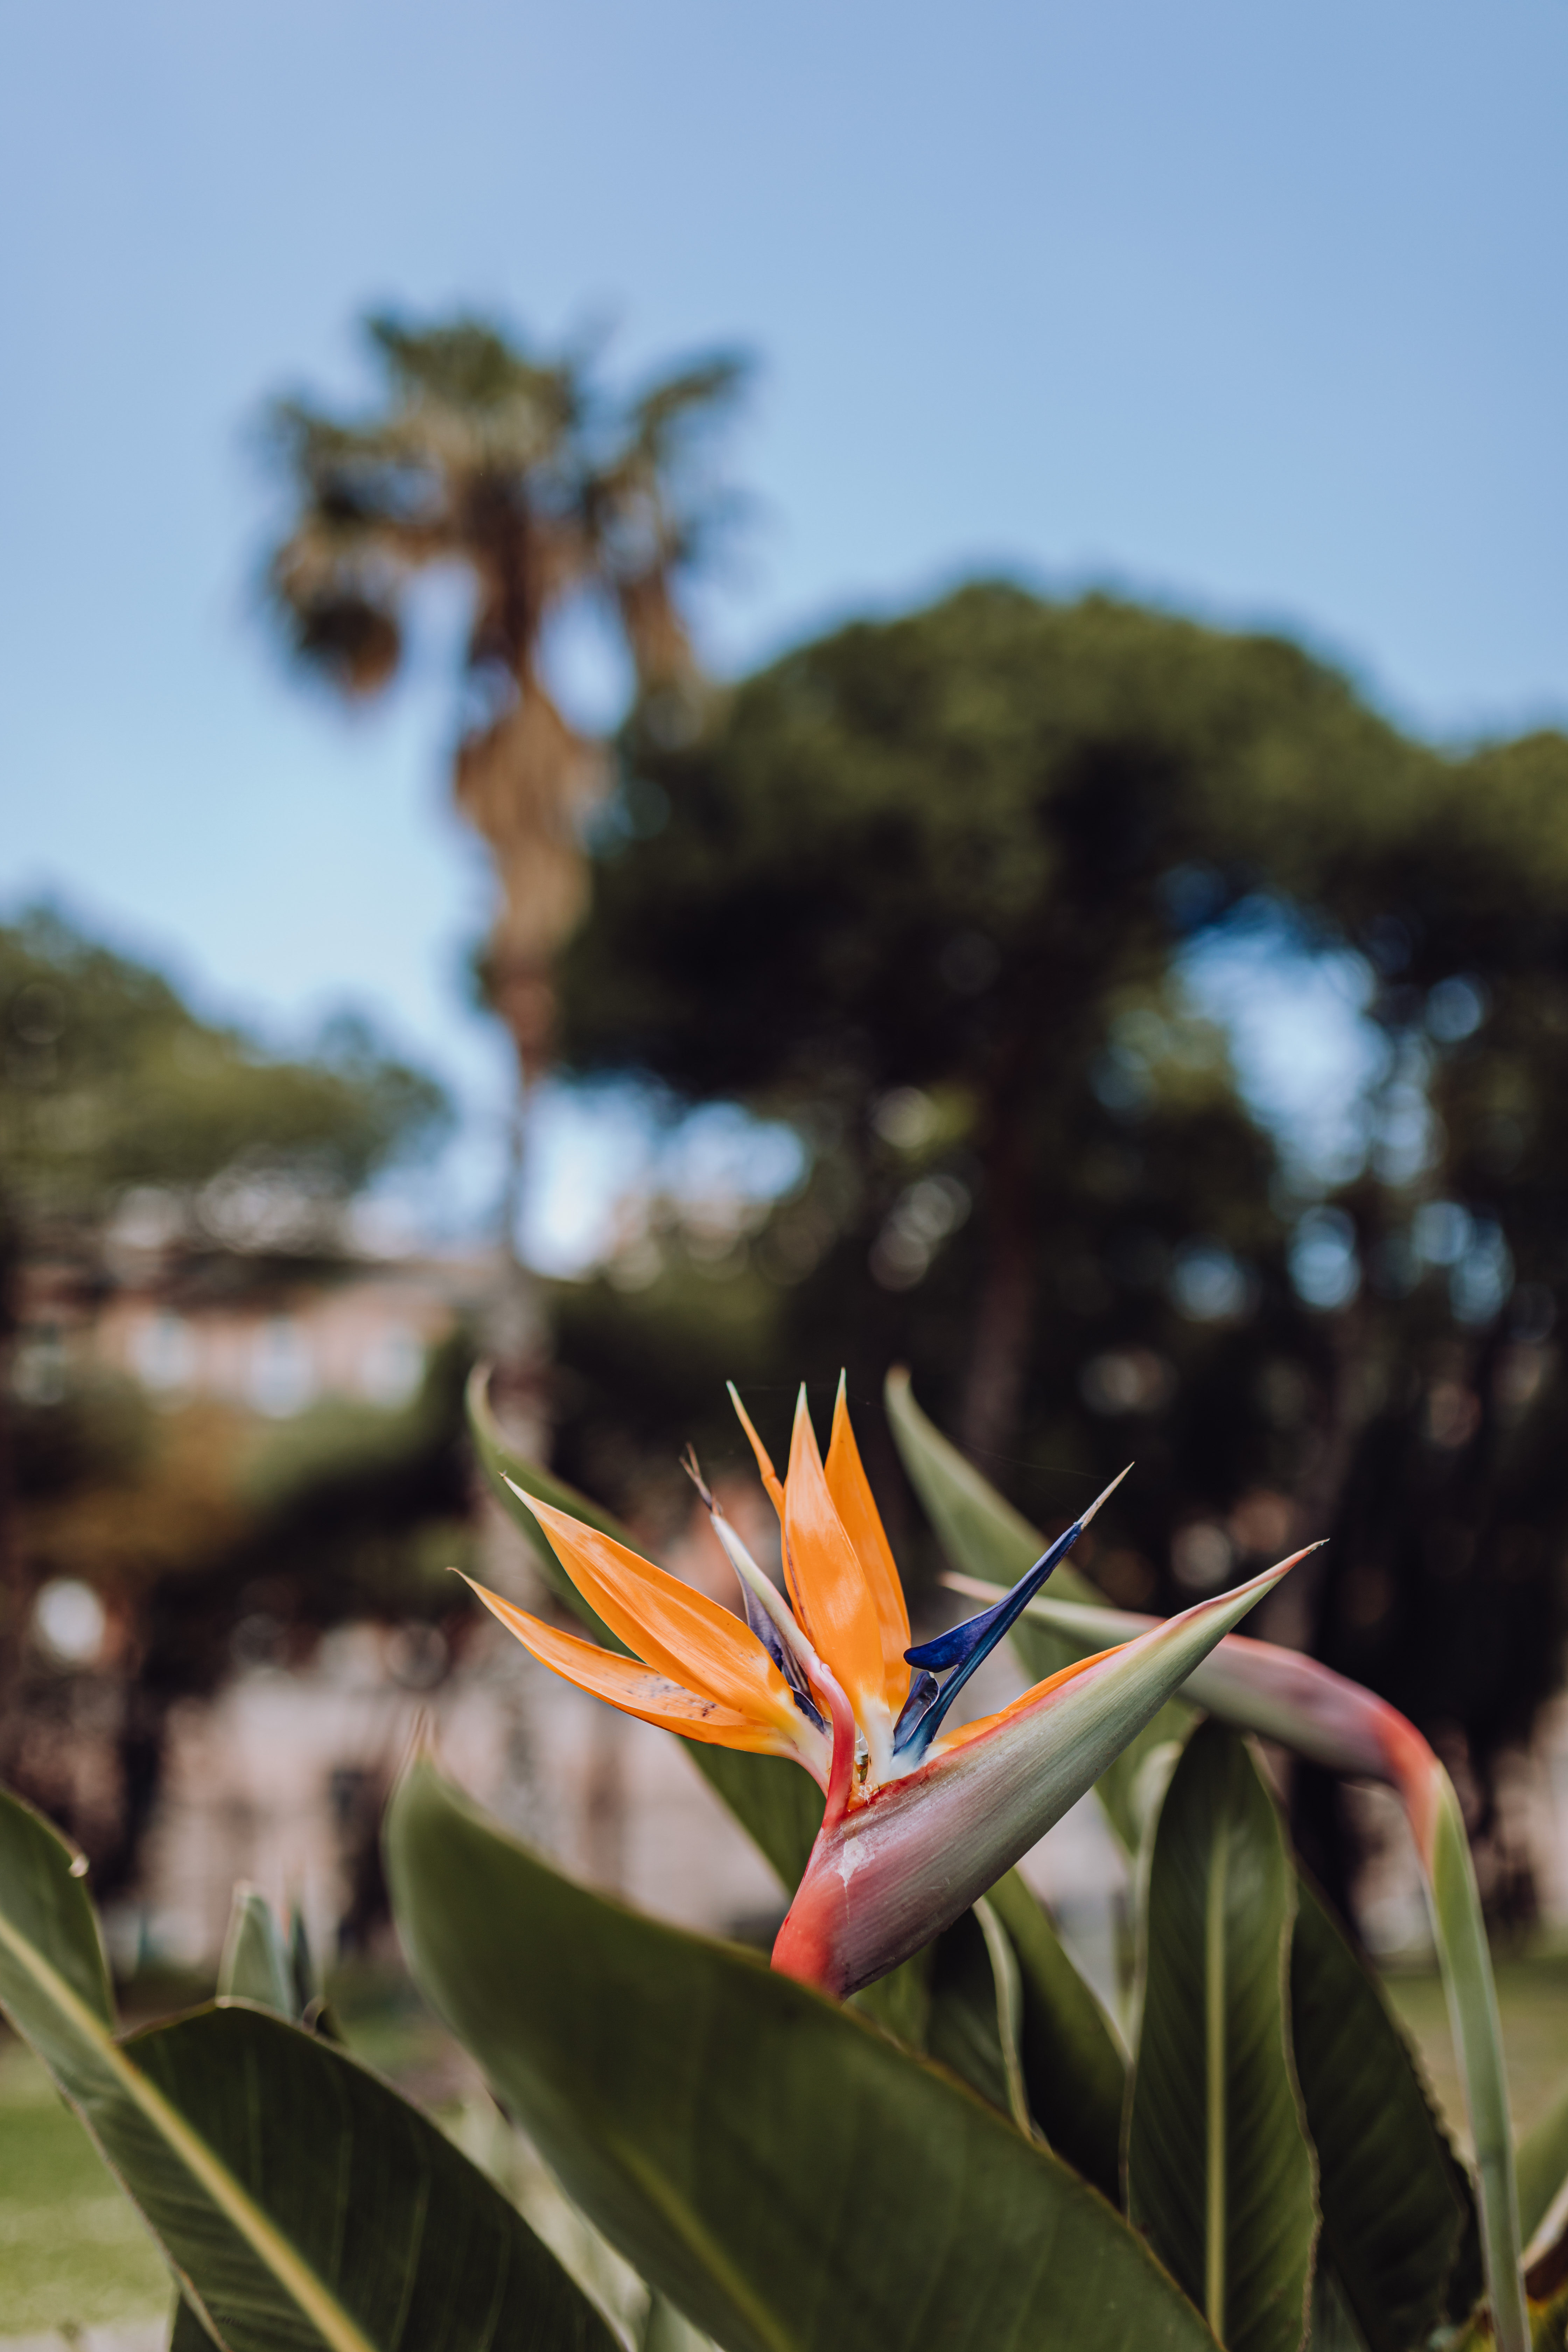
[825,1372,912,1712]
[728,1382,786,1518]
[784,1388,896,1756]
[464,1578,801,1755]
[508,1488,802,1736]
[929,1647,1120,1758]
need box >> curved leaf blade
[1290,1873,1474,2351]
[851,1869,1127,2203]
[122,2005,619,2352]
[897,1379,1527,2348]
[985,1868,1127,2201]
[217,1885,298,2018]
[883,1364,1100,1608]
[387,1755,1223,2352]
[1128,1722,1318,2352]
[884,1367,1197,1850]
[0,1783,617,2352]
[170,2298,221,2349]
[918,1901,1022,2128]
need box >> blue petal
[894,1518,1087,1763]
[892,1670,940,1750]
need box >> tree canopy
[552,583,1568,1907]
[0,904,448,1242]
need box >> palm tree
[264,312,747,1075]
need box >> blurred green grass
[2,1951,1566,2336]
[1384,1947,1568,2152]
[0,2037,171,2334]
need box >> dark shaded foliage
[552,583,1568,1896]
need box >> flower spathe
[465,1377,1311,1997]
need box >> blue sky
[2,0,1564,1257]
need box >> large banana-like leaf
[1290,1874,1477,2350]
[170,2300,220,2349]
[645,2295,720,2351]
[1306,2266,1369,2350]
[883,1365,1197,1849]
[387,1755,1224,2352]
[851,1867,1129,2200]
[1127,1722,1318,2352]
[887,1373,1528,2351]
[0,1783,618,2352]
[985,1867,1127,2199]
[469,1366,824,1890]
[920,1899,1027,2128]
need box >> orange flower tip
[1079,1462,1134,1527]
[500,1475,544,1520]
[727,1380,785,1497]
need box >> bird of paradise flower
[460,1376,1312,2001]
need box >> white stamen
[704,1507,828,1689]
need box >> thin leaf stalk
[1428,1769,1528,2352]
[1205,1807,1230,2340]
[973,1896,1034,2140]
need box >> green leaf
[848,1943,934,2047]
[1290,1872,1475,2352]
[883,1365,1196,1852]
[388,1754,1224,2352]
[1517,2078,1568,2246]
[1127,1722,1318,2352]
[0,1782,619,2352]
[217,1884,298,2018]
[468,1366,824,1892]
[992,1578,1526,2345]
[1425,1772,1528,2352]
[849,1869,1127,2203]
[883,1364,1100,1606]
[1306,2264,1370,2351]
[170,2297,222,2349]
[985,1868,1127,2202]
[644,2294,719,2351]
[920,1901,1023,2127]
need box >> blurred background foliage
[10,405,1568,1929]
[0,907,469,1892]
[546,580,1568,1913]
